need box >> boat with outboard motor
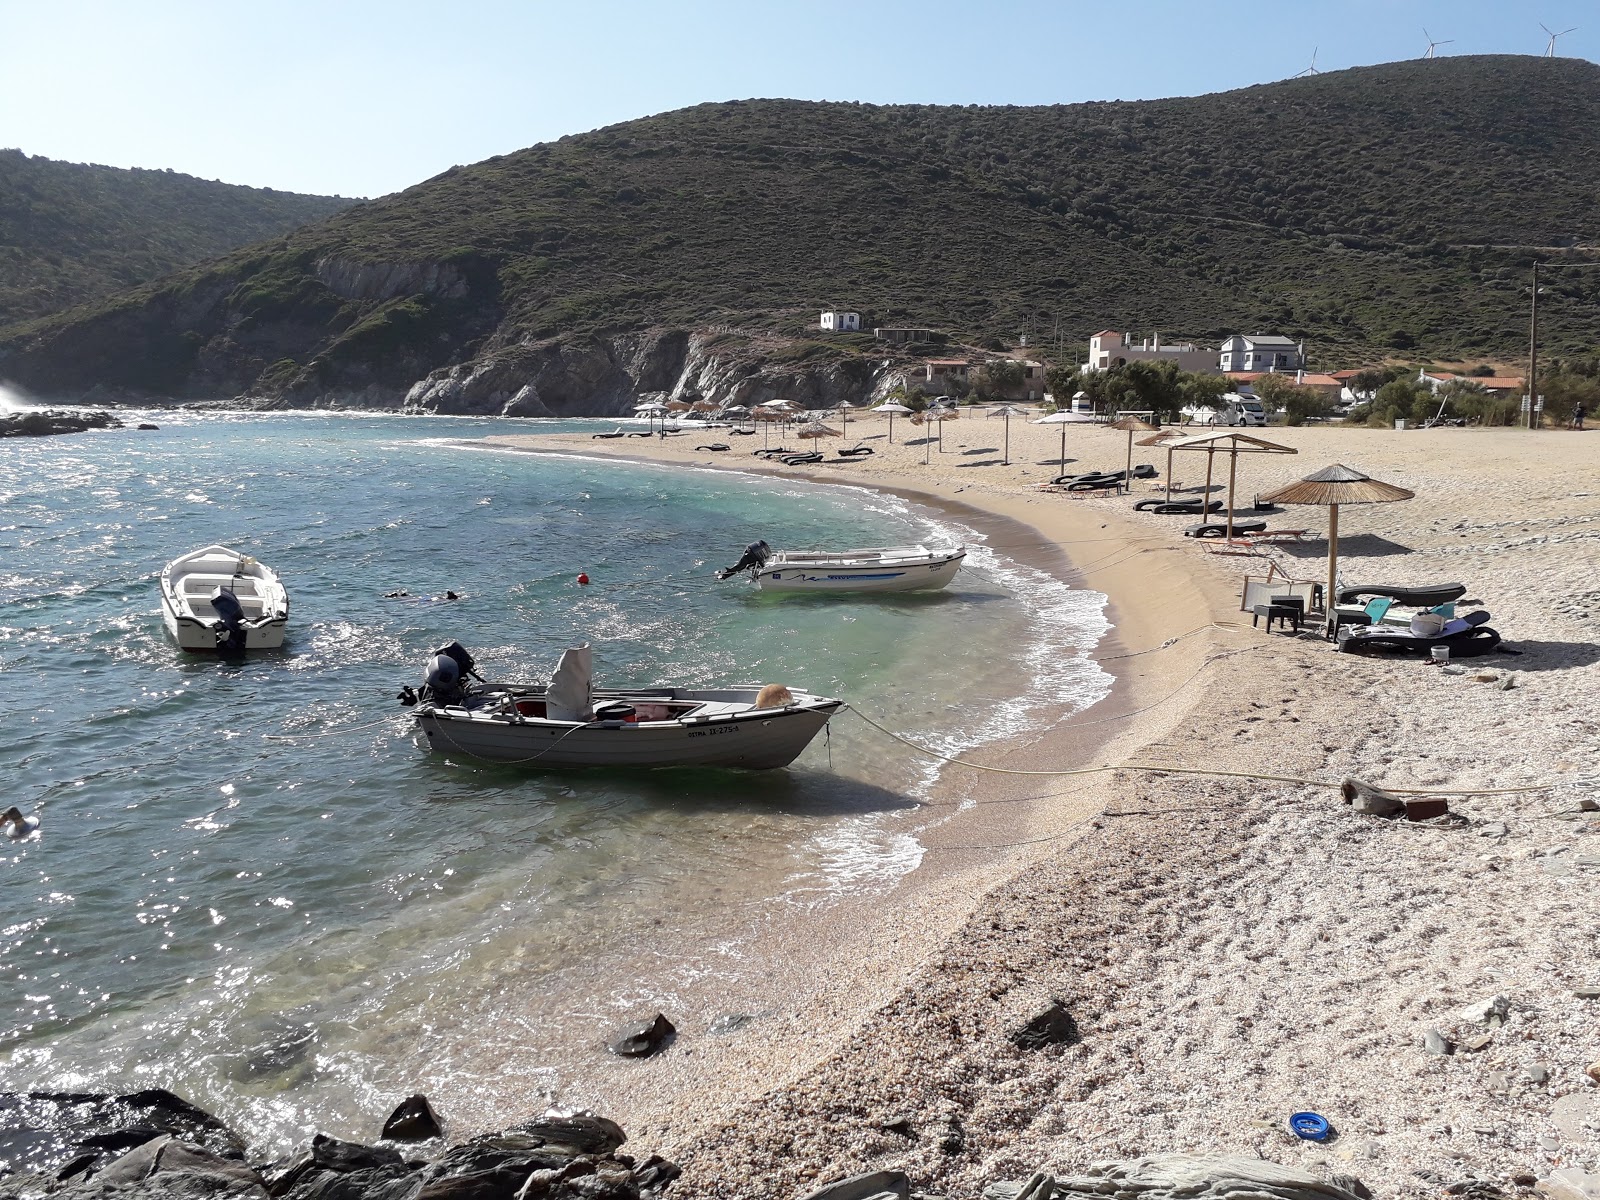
[398,642,843,769]
[159,544,289,651]
[715,540,965,593]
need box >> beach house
[1218,334,1305,373]
[1417,369,1524,397]
[820,311,861,332]
[1083,330,1217,374]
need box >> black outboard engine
[209,587,248,653]
[716,540,771,580]
[400,641,483,707]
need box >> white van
[1220,394,1267,427]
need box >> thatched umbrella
[797,421,842,441]
[1259,463,1415,624]
[987,404,1029,465]
[1137,429,1185,502]
[1033,409,1084,473]
[874,401,913,443]
[1167,431,1298,540]
[830,400,857,437]
[1108,415,1160,492]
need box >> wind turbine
[1422,28,1453,58]
[1295,47,1321,77]
[1542,23,1577,56]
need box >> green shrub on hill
[0,150,353,327]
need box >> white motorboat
[717,541,965,593]
[159,544,289,651]
[401,643,842,770]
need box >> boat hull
[415,692,841,770]
[754,550,965,593]
[159,544,290,651]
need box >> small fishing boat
[400,643,842,770]
[159,545,289,651]
[716,541,965,593]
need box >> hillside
[0,150,354,327]
[4,55,1599,412]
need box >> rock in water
[381,1093,443,1142]
[0,410,123,438]
[993,1155,1370,1200]
[1009,1000,1082,1050]
[609,1013,675,1058]
[0,1089,246,1179]
[90,1134,267,1192]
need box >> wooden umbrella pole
[1226,448,1239,540]
[1004,414,1010,465]
[1326,503,1340,630]
[1125,431,1134,493]
[1059,425,1067,472]
[1165,446,1175,502]
[1204,448,1216,511]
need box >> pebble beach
[486,418,1600,1199]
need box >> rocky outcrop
[314,258,468,303]
[0,1090,678,1200]
[0,409,123,437]
[403,329,885,418]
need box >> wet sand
[480,421,1600,1198]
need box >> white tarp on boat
[546,644,593,721]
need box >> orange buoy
[577,573,590,585]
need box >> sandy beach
[483,418,1600,1199]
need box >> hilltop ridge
[0,151,356,328]
[3,55,1598,412]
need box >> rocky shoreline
[0,1089,680,1200]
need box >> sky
[2,0,1594,199]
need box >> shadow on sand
[1490,639,1600,671]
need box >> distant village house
[820,311,860,332]
[1084,330,1217,374]
[1418,369,1523,397]
[1218,334,1305,373]
[923,359,970,396]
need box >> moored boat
[400,643,842,770]
[716,541,965,593]
[159,544,289,651]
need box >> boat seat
[684,701,757,718]
[181,573,262,597]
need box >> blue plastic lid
[1289,1111,1331,1141]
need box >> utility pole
[1528,262,1539,429]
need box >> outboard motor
[400,641,483,707]
[716,540,771,580]
[209,587,248,653]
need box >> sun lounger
[1334,582,1468,607]
[592,429,625,439]
[1185,519,1268,539]
[626,431,655,438]
[1051,469,1124,487]
[836,446,875,458]
[1134,498,1223,514]
[731,428,756,435]
[695,443,730,452]
[1338,610,1501,657]
[1130,464,1158,479]
[753,447,794,457]
[780,452,824,465]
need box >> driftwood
[1340,777,1405,818]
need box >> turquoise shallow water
[0,411,1108,1149]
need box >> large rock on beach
[382,1094,444,1143]
[0,409,122,438]
[986,1155,1370,1200]
[0,1089,247,1180]
[608,1014,675,1058]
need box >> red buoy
[577,573,590,585]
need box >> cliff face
[401,330,883,417]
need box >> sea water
[0,412,1108,1149]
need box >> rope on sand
[842,705,1555,799]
